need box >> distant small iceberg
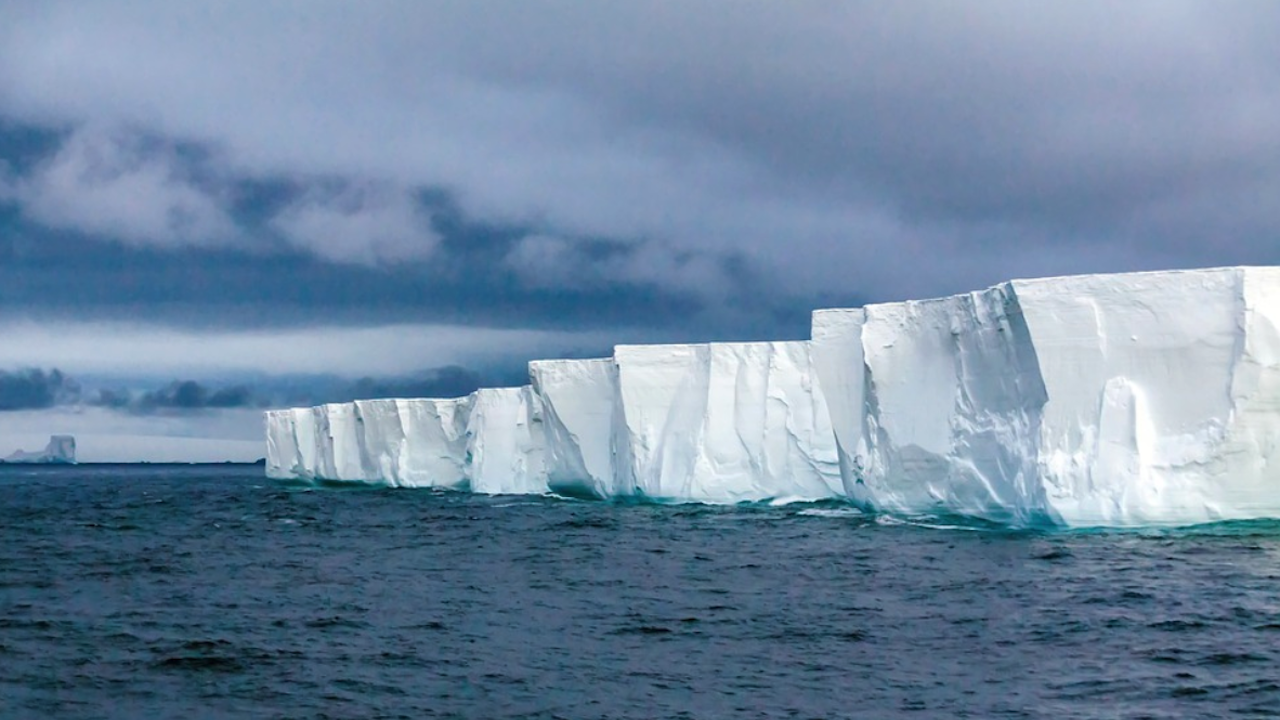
[3,435,77,464]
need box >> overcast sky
[2,1,1278,460]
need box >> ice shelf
[265,266,1280,527]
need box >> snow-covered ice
[812,283,1049,524]
[465,387,548,495]
[612,342,841,503]
[394,398,472,490]
[266,266,1280,527]
[811,266,1280,526]
[530,358,620,499]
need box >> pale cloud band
[0,320,620,378]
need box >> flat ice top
[814,265,1267,315]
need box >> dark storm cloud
[0,152,787,339]
[81,363,529,415]
[345,366,483,402]
[0,368,79,410]
[76,377,261,414]
[134,381,256,411]
[1,0,1278,340]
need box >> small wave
[1197,652,1272,666]
[1148,619,1210,632]
[610,625,673,636]
[304,616,369,630]
[554,516,618,530]
[796,507,866,519]
[873,514,998,532]
[154,655,247,673]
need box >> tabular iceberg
[265,265,1280,527]
[811,266,1280,526]
[2,435,77,464]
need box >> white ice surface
[1013,267,1280,525]
[812,266,1280,526]
[264,410,297,478]
[265,266,1280,526]
[813,285,1050,523]
[531,358,620,498]
[396,397,472,490]
[613,342,841,503]
[353,399,404,484]
[466,387,548,495]
[292,407,318,479]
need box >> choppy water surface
[2,466,1279,719]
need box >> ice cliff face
[1014,267,1280,525]
[530,359,619,499]
[812,284,1050,524]
[266,266,1280,527]
[529,343,841,503]
[611,342,841,503]
[266,389,542,494]
[811,267,1280,526]
[272,343,840,504]
[466,387,547,495]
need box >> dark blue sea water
[1,465,1278,719]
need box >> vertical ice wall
[325,403,367,481]
[292,407,318,479]
[265,266,1280,526]
[267,397,473,488]
[353,399,405,484]
[465,387,548,495]
[810,308,867,501]
[530,358,620,498]
[812,285,1050,523]
[264,410,298,479]
[396,397,472,490]
[812,267,1280,526]
[612,342,841,503]
[1222,267,1280,518]
[1010,267,1280,525]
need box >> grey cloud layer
[1,365,508,415]
[0,368,79,410]
[1,1,1278,327]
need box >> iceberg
[811,267,1280,526]
[353,399,403,483]
[2,435,77,464]
[1014,267,1280,525]
[264,410,298,478]
[265,266,1280,527]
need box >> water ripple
[1,465,1278,718]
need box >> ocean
[1,465,1278,719]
